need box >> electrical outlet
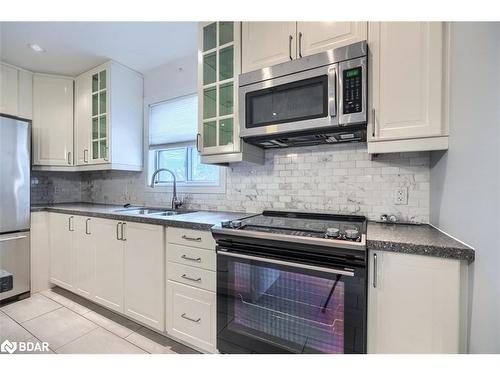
[394,187,408,205]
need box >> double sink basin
[113,207,197,217]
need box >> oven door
[217,248,366,354]
[239,64,338,139]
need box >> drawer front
[167,227,215,250]
[167,280,216,353]
[167,262,216,292]
[167,243,216,271]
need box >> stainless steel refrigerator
[0,114,30,302]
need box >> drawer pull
[181,254,202,262]
[181,274,202,282]
[182,235,202,242]
[181,313,201,323]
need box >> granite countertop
[31,203,250,231]
[32,203,475,262]
[367,221,475,262]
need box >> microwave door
[239,65,339,139]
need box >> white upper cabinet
[368,22,449,153]
[297,22,368,57]
[241,22,368,73]
[17,70,33,120]
[32,74,74,166]
[0,62,33,119]
[198,22,264,164]
[241,22,297,73]
[0,64,18,116]
[75,61,143,171]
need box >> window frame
[144,94,226,194]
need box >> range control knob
[345,228,360,240]
[231,220,243,229]
[221,220,232,228]
[325,227,340,238]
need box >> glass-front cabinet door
[90,69,109,162]
[198,22,241,155]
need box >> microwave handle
[328,67,337,118]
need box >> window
[147,94,223,191]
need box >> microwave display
[342,67,362,114]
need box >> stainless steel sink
[114,208,166,215]
[113,207,196,216]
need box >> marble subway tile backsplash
[31,171,85,204]
[32,143,431,223]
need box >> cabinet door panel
[241,22,297,73]
[369,22,444,141]
[49,213,75,290]
[75,72,91,165]
[297,22,367,57]
[124,222,164,331]
[33,75,74,166]
[73,217,95,299]
[367,251,461,353]
[166,280,216,353]
[92,218,124,313]
[0,64,19,116]
[18,70,33,120]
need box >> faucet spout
[150,168,183,210]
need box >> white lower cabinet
[167,262,216,292]
[367,250,465,353]
[49,213,76,290]
[124,222,165,331]
[165,227,217,353]
[73,216,95,299]
[166,280,216,353]
[92,218,124,313]
[48,213,165,331]
[30,212,51,293]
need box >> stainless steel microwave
[239,41,367,148]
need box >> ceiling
[0,22,197,76]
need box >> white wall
[430,22,500,353]
[143,53,197,103]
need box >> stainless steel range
[212,211,367,354]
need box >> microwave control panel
[342,67,363,114]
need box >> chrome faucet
[150,168,183,210]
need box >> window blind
[149,94,198,147]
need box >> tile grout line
[22,291,195,354]
[7,291,192,354]
[39,290,152,354]
[1,308,61,353]
[1,297,64,325]
[52,326,101,353]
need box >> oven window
[245,75,328,128]
[217,254,366,354]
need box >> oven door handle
[218,250,355,277]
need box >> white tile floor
[0,287,199,354]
